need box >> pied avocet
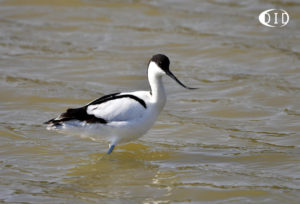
[45,54,196,154]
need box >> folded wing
[45,92,147,127]
[87,96,146,122]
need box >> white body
[49,62,167,146]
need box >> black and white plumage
[45,54,196,154]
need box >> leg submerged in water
[99,144,116,160]
[107,144,115,154]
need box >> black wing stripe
[88,93,147,109]
[118,95,147,109]
[88,92,120,106]
[44,106,107,125]
[61,107,107,123]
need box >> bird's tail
[44,107,84,128]
[44,118,64,130]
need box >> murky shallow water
[0,0,300,203]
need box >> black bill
[166,70,198,90]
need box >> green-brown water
[0,0,299,203]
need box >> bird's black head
[149,54,170,73]
[148,53,197,90]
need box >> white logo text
[259,9,289,27]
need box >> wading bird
[45,54,196,154]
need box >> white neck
[148,62,166,109]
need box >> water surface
[0,0,300,203]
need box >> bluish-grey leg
[107,144,115,154]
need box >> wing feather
[87,97,145,122]
[45,91,149,127]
